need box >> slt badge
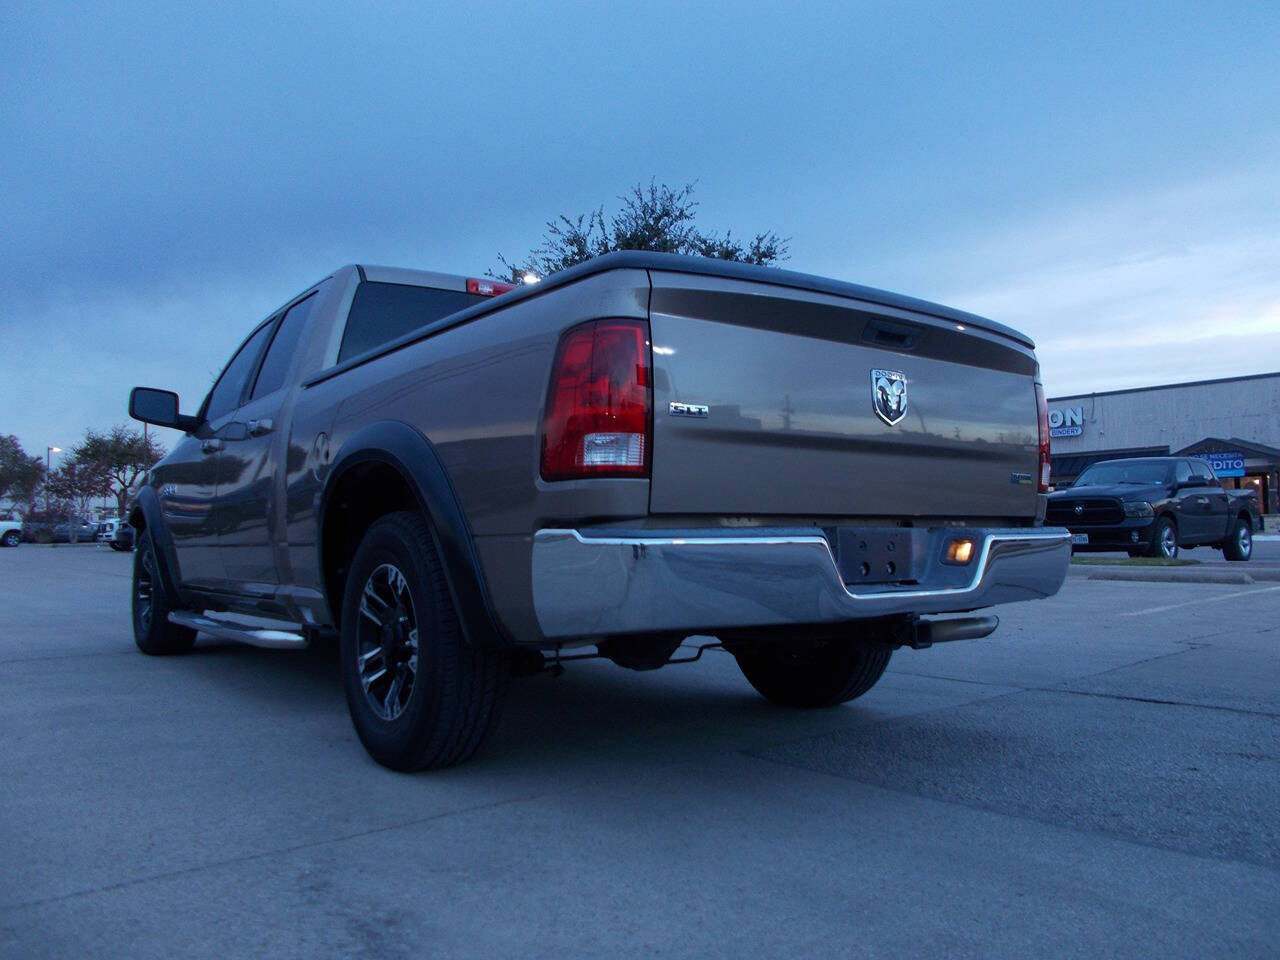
[871,369,908,426]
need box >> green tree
[494,180,789,281]
[0,435,45,513]
[44,461,112,533]
[70,426,165,519]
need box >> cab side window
[251,294,316,401]
[204,322,276,423]
[1190,460,1218,485]
[1174,461,1193,484]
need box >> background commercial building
[1048,371,1280,515]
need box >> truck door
[158,321,276,591]
[214,293,318,598]
[1191,459,1230,543]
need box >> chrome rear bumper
[531,526,1071,639]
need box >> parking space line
[1121,584,1280,617]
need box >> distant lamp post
[45,446,61,513]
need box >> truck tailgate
[648,270,1042,519]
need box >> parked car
[127,253,1071,770]
[97,518,135,551]
[51,517,99,543]
[0,518,22,547]
[1047,456,1260,560]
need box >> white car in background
[96,518,135,551]
[1,519,22,548]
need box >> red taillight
[541,319,652,481]
[466,278,516,297]
[1035,382,1051,492]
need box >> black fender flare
[128,485,186,604]
[317,420,506,648]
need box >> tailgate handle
[862,318,924,350]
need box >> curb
[1088,569,1256,585]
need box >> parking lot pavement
[1080,538,1280,572]
[1,547,1277,958]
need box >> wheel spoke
[358,646,384,669]
[361,666,387,692]
[384,671,404,715]
[359,592,392,627]
[389,566,408,598]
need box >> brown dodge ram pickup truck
[128,252,1071,770]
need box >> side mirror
[129,387,198,431]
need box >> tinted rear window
[337,281,486,363]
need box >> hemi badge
[669,402,709,419]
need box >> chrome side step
[168,611,309,650]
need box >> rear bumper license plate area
[831,527,917,585]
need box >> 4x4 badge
[871,369,908,425]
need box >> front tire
[339,511,509,771]
[1147,516,1179,560]
[1,530,20,547]
[732,639,892,708]
[132,531,197,655]
[1223,517,1253,562]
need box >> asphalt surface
[1085,536,1280,570]
[1,544,1278,958]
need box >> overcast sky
[3,0,1278,460]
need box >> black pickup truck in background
[1047,457,1261,561]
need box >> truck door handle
[201,438,224,454]
[247,418,273,437]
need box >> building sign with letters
[1191,450,1247,478]
[1048,406,1084,438]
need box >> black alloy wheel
[339,511,509,771]
[353,563,420,722]
[131,531,197,655]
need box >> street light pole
[45,445,61,514]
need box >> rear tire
[132,531,197,655]
[1147,516,1179,559]
[1223,517,1253,561]
[339,511,509,771]
[732,639,892,708]
[1,530,20,547]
